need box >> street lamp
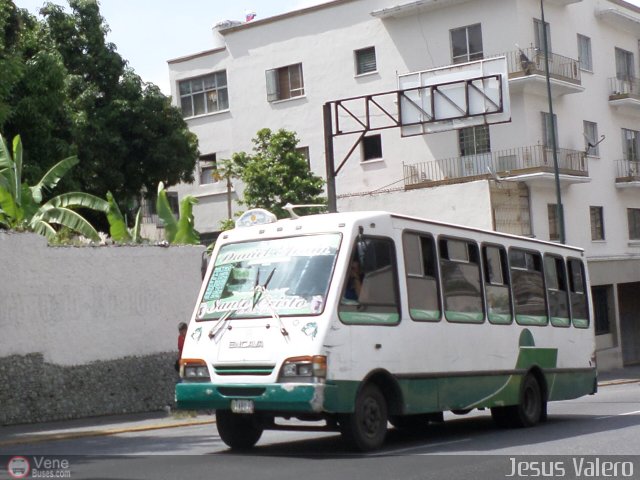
[540,0,566,244]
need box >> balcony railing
[404,145,588,188]
[609,76,640,100]
[615,159,640,182]
[503,47,581,85]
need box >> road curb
[0,418,217,448]
[598,379,640,387]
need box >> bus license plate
[231,399,254,414]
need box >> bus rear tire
[216,411,263,450]
[340,383,388,451]
[514,374,544,427]
[491,374,544,428]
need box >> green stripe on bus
[444,311,484,323]
[516,314,548,325]
[410,309,441,321]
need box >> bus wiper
[253,282,289,342]
[252,267,276,309]
[208,309,234,343]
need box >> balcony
[404,145,590,189]
[504,48,584,97]
[615,160,640,188]
[596,7,640,36]
[609,77,640,114]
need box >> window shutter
[265,69,280,102]
[357,48,376,74]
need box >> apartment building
[167,0,640,369]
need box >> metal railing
[403,145,588,187]
[615,159,640,179]
[502,47,581,84]
[609,76,640,99]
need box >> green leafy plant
[156,182,200,245]
[105,191,142,243]
[225,128,326,218]
[0,133,108,241]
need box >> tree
[1,0,198,218]
[228,129,325,218]
[0,134,108,241]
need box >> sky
[13,0,640,95]
[13,0,327,94]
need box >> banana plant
[105,191,143,243]
[156,181,200,245]
[0,134,108,241]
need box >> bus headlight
[180,359,210,381]
[278,355,326,382]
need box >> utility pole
[323,103,338,213]
[541,0,566,244]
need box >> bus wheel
[492,374,544,428]
[341,383,388,451]
[216,411,263,450]
[515,374,544,427]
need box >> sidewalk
[0,410,216,448]
[1,367,638,448]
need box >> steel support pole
[323,102,338,213]
[541,0,566,244]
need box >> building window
[622,128,640,162]
[534,18,552,53]
[179,71,228,118]
[266,63,304,102]
[355,46,376,75]
[592,285,611,335]
[590,206,605,241]
[458,125,490,156]
[628,208,640,240]
[615,47,634,80]
[541,112,558,148]
[548,204,559,241]
[362,134,382,161]
[577,34,592,71]
[584,121,599,156]
[296,146,310,169]
[199,154,217,185]
[450,24,483,64]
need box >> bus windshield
[196,234,342,320]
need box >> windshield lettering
[197,234,341,321]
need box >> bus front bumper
[176,382,332,413]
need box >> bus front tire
[340,383,388,451]
[216,411,263,450]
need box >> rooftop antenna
[283,203,327,219]
[583,133,605,155]
[486,165,506,183]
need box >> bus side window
[439,238,484,323]
[544,255,570,327]
[509,249,548,326]
[482,245,512,324]
[403,232,441,321]
[339,237,400,325]
[568,258,589,328]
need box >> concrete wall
[0,232,205,425]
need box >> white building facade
[167,0,640,370]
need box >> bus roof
[219,210,584,254]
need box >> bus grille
[214,365,275,376]
[218,387,266,397]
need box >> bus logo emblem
[229,341,264,349]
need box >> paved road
[1,382,639,480]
